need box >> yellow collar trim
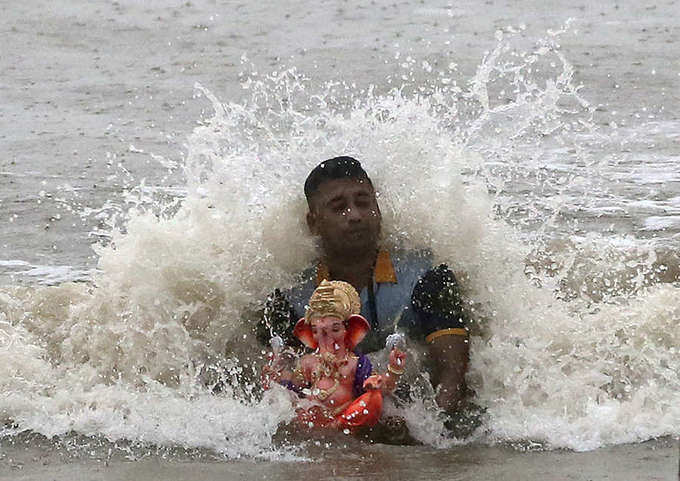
[316,249,398,286]
[374,249,398,283]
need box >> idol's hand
[363,374,385,390]
[261,360,281,390]
[388,348,406,374]
[261,351,289,388]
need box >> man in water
[258,156,470,428]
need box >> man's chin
[349,229,380,245]
[324,234,379,259]
[338,238,378,256]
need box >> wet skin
[306,177,381,290]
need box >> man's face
[307,177,381,258]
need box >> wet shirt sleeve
[409,264,467,340]
[255,288,299,347]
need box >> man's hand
[429,334,469,412]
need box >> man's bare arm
[428,334,469,412]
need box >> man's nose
[345,204,362,222]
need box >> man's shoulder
[389,247,434,287]
[390,247,433,268]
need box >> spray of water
[0,28,678,456]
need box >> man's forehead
[314,177,375,200]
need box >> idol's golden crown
[305,280,361,323]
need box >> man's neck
[323,248,378,292]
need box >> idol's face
[310,316,347,353]
[306,177,381,258]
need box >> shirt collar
[316,249,398,286]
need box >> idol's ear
[293,318,317,349]
[345,315,370,350]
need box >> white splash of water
[0,28,678,456]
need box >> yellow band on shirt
[425,328,469,344]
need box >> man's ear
[306,210,318,236]
[373,190,382,221]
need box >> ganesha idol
[262,280,406,430]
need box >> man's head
[304,156,381,258]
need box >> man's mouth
[347,227,370,237]
[342,227,377,247]
[347,231,369,243]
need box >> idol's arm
[363,348,406,393]
[262,352,308,392]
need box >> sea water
[1,0,678,461]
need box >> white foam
[643,216,680,231]
[0,259,94,285]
